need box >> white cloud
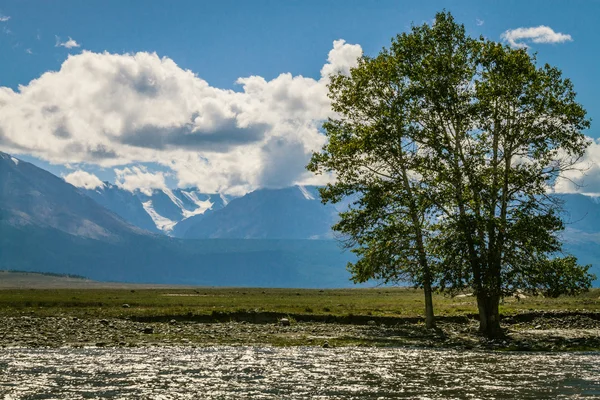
[0,15,10,22]
[0,40,362,194]
[115,166,168,196]
[476,18,484,26]
[501,26,572,48]
[554,139,600,196]
[320,39,363,78]
[25,48,32,55]
[64,170,105,190]
[55,36,81,49]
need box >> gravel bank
[1,312,599,351]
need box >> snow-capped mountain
[177,185,340,239]
[1,151,356,287]
[0,151,145,240]
[80,184,228,234]
[77,181,339,240]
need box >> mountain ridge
[0,151,356,287]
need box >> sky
[1,0,599,195]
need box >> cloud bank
[501,26,572,48]
[0,40,362,195]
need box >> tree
[307,26,441,330]
[308,11,594,338]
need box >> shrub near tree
[308,11,595,338]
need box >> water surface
[0,347,599,399]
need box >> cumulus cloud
[115,166,168,196]
[501,26,572,48]
[0,40,362,194]
[320,39,363,78]
[554,139,600,196]
[64,170,105,190]
[55,36,81,49]
[0,14,10,22]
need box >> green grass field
[1,286,598,320]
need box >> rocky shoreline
[1,312,599,351]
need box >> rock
[322,340,330,348]
[367,320,377,326]
[122,304,130,308]
[142,327,154,334]
[99,319,109,325]
[455,293,473,298]
[279,318,291,327]
[169,319,177,325]
[534,325,542,330]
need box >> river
[0,347,599,399]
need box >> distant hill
[1,220,355,287]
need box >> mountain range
[0,152,353,287]
[1,150,599,286]
[78,183,338,240]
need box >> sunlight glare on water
[0,347,599,399]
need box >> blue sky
[1,0,599,194]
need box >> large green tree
[309,12,594,338]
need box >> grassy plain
[1,286,599,321]
[1,273,599,350]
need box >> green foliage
[308,11,594,336]
[520,256,596,298]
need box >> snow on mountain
[142,200,178,233]
[297,185,316,200]
[80,182,160,233]
[219,193,230,206]
[77,183,226,235]
[180,190,215,218]
[179,186,337,240]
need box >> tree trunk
[476,293,503,338]
[423,280,435,329]
[397,154,436,329]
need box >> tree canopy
[308,11,595,337]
